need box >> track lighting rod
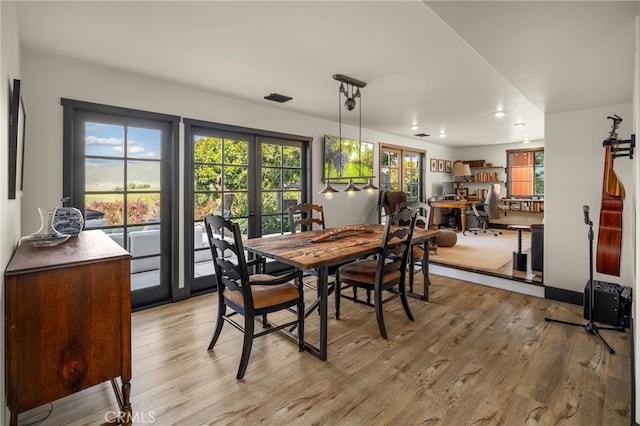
[333,74,367,88]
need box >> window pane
[85,194,125,226]
[85,122,124,157]
[194,164,222,191]
[128,160,160,190]
[194,136,222,163]
[283,146,301,167]
[194,192,221,221]
[262,168,281,190]
[224,139,248,165]
[229,192,248,217]
[127,127,161,159]
[283,169,301,188]
[127,193,161,225]
[85,158,124,191]
[262,192,278,214]
[262,143,281,167]
[223,166,248,190]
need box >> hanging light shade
[320,180,338,200]
[362,178,378,195]
[344,179,361,198]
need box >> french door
[379,144,425,221]
[184,119,311,294]
[62,99,179,310]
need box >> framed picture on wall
[445,160,452,173]
[8,79,26,200]
[430,158,437,172]
[438,159,444,173]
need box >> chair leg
[237,316,255,380]
[374,288,388,339]
[400,286,415,322]
[297,298,305,352]
[408,252,415,294]
[207,300,226,350]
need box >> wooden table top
[244,223,439,271]
[429,199,478,208]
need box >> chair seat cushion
[338,259,401,286]
[224,276,299,309]
[435,229,457,247]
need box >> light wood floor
[20,274,630,425]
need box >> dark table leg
[408,240,430,301]
[318,266,328,360]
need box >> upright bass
[596,115,628,276]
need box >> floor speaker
[583,280,631,328]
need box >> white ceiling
[14,1,638,147]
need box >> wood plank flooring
[20,274,630,425]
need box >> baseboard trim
[544,286,583,305]
[430,264,545,298]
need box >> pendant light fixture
[322,74,377,198]
[345,179,361,198]
[320,180,338,200]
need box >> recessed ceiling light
[514,122,526,128]
[411,124,419,131]
[439,132,446,138]
[494,110,506,118]
[523,138,530,144]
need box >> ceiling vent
[414,133,430,137]
[264,93,292,103]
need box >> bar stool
[508,224,531,272]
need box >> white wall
[545,103,634,293]
[1,3,21,425]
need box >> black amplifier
[583,280,632,328]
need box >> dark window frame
[183,118,312,294]
[61,98,181,309]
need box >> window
[507,148,544,197]
[184,119,311,294]
[62,99,180,310]
[379,145,425,222]
[380,145,424,201]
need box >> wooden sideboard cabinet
[4,230,132,425]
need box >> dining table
[243,222,439,361]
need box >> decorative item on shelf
[22,207,71,247]
[52,197,84,236]
[455,187,468,199]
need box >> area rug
[431,229,531,272]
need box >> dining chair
[288,202,343,296]
[334,208,417,339]
[378,190,407,223]
[203,214,305,380]
[466,183,503,236]
[289,202,325,233]
[396,201,434,295]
